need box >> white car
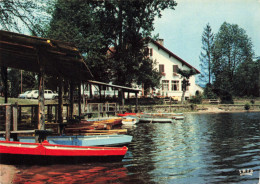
[44,90,58,100]
[26,90,38,99]
[18,91,31,99]
[26,90,58,100]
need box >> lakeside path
[188,105,260,114]
[0,164,18,184]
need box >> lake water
[13,112,260,184]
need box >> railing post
[12,103,18,131]
[5,105,11,141]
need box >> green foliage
[244,103,250,110]
[233,58,259,97]
[203,83,217,99]
[177,68,197,104]
[189,93,202,104]
[212,22,254,96]
[199,23,214,85]
[46,0,177,88]
[0,0,50,35]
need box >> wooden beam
[135,93,138,113]
[69,81,74,119]
[12,103,18,131]
[1,67,8,103]
[58,76,63,130]
[121,90,125,112]
[78,83,81,117]
[37,70,45,131]
[5,105,11,141]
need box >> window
[159,64,165,76]
[144,48,153,57]
[159,64,164,73]
[171,80,179,91]
[162,80,169,91]
[173,65,178,76]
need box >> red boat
[0,140,128,165]
[117,113,138,117]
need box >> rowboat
[117,113,138,117]
[0,140,128,165]
[64,118,123,134]
[142,113,184,120]
[122,116,140,125]
[139,116,174,123]
[9,134,133,147]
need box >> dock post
[12,103,18,131]
[58,76,63,134]
[69,81,74,120]
[78,82,81,117]
[1,67,8,103]
[135,92,138,113]
[5,105,11,141]
[36,69,45,143]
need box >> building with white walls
[146,39,202,101]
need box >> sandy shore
[190,106,260,114]
[0,164,18,184]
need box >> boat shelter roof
[0,30,93,81]
[87,80,140,93]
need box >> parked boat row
[0,112,184,165]
[118,112,184,124]
[0,117,132,165]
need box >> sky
[153,0,260,71]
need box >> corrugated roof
[0,30,93,81]
[87,80,140,93]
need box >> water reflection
[126,112,260,183]
[14,163,129,184]
[11,112,260,184]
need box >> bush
[203,83,217,99]
[244,103,250,110]
[250,99,255,104]
[190,93,202,104]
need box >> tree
[199,23,214,85]
[212,22,254,96]
[0,0,49,36]
[233,59,259,96]
[46,0,177,89]
[177,68,197,104]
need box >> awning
[0,30,93,81]
[87,80,140,93]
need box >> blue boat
[0,135,132,147]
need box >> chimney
[156,39,164,46]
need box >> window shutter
[173,65,178,76]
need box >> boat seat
[0,129,52,142]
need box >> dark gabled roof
[0,30,93,81]
[150,39,200,74]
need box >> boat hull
[0,140,127,165]
[0,135,133,147]
[0,153,125,165]
[139,117,174,123]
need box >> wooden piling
[5,105,11,141]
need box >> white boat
[122,115,139,125]
[139,115,174,123]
